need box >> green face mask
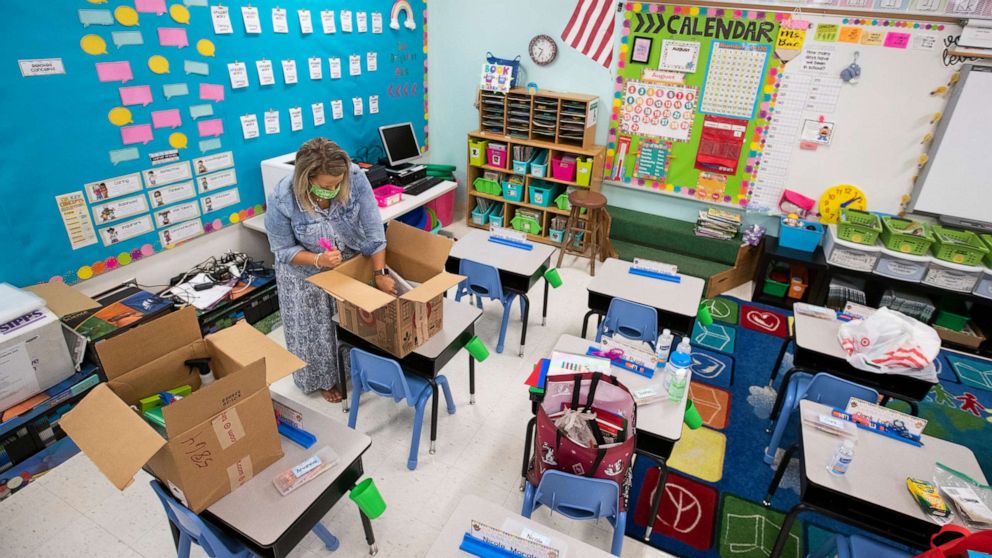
[310,184,341,200]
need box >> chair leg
[521,482,537,518]
[518,293,529,357]
[763,443,798,506]
[347,384,361,429]
[453,283,465,303]
[312,522,340,551]
[495,298,514,353]
[589,209,600,276]
[177,533,192,558]
[611,510,627,557]
[764,379,800,464]
[408,396,430,470]
[437,377,456,414]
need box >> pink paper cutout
[158,27,189,48]
[135,0,167,14]
[883,32,911,49]
[198,119,224,137]
[151,109,182,129]
[97,61,134,83]
[119,85,153,106]
[199,83,225,102]
[121,124,154,145]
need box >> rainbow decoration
[391,0,416,30]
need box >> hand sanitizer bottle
[656,329,674,367]
[827,440,855,476]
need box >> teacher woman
[265,138,396,402]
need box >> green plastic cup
[465,336,490,362]
[544,268,563,288]
[349,478,387,519]
[683,399,703,430]
[697,301,714,327]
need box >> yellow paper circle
[114,5,139,26]
[169,132,188,149]
[148,55,170,74]
[196,39,216,57]
[169,4,191,24]
[690,7,700,15]
[108,107,133,126]
[77,266,94,280]
[86,0,108,3]
[80,34,108,55]
[229,212,241,224]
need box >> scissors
[590,348,625,361]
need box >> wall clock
[529,34,558,66]
[818,184,867,225]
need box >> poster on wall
[98,215,154,247]
[659,40,701,72]
[620,81,698,143]
[153,201,200,228]
[159,219,204,247]
[193,151,235,175]
[198,168,237,193]
[143,162,192,188]
[84,173,142,203]
[149,181,197,208]
[55,192,98,250]
[480,63,513,93]
[92,195,150,225]
[200,187,241,214]
[699,41,770,120]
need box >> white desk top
[207,392,372,546]
[586,258,705,318]
[554,334,687,443]
[801,400,987,523]
[425,495,615,557]
[793,313,848,359]
[449,229,556,277]
[242,180,458,233]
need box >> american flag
[561,0,617,69]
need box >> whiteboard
[910,64,992,226]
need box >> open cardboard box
[61,307,304,512]
[307,221,464,358]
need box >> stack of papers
[879,288,935,322]
[694,208,742,240]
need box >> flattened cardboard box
[60,307,304,512]
[308,221,464,358]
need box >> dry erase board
[0,0,427,287]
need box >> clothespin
[930,112,942,124]
[921,132,933,144]
[930,85,948,96]
[917,154,929,168]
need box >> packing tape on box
[212,408,246,450]
[227,455,254,492]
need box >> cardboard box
[935,322,986,350]
[60,307,304,512]
[308,221,464,358]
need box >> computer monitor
[378,122,421,168]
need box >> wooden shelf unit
[466,130,605,247]
[477,88,599,149]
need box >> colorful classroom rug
[624,296,992,557]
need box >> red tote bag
[914,525,992,558]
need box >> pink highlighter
[318,237,335,252]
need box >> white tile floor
[3,221,753,558]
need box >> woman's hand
[374,274,397,295]
[316,250,342,269]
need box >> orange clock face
[819,184,867,224]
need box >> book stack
[694,208,742,240]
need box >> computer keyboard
[403,176,444,196]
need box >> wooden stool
[556,190,610,276]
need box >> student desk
[446,229,558,354]
[583,258,705,338]
[522,333,689,541]
[425,494,615,557]
[198,392,376,557]
[768,313,936,419]
[333,298,483,451]
[765,400,987,557]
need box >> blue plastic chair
[764,373,879,464]
[810,534,913,558]
[150,480,340,557]
[596,298,658,350]
[347,348,455,470]
[454,259,527,355]
[522,470,627,556]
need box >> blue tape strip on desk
[628,268,682,283]
[586,346,654,378]
[458,533,528,557]
[488,236,534,251]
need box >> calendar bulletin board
[606,3,785,208]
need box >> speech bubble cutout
[152,109,182,129]
[119,85,153,106]
[97,61,133,83]
[135,0,166,14]
[79,9,113,26]
[183,60,209,75]
[169,132,188,149]
[111,30,144,48]
[199,83,225,101]
[196,39,215,57]
[109,147,140,165]
[199,138,222,152]
[189,104,214,120]
[163,83,189,99]
[114,5,139,26]
[108,107,133,126]
[183,0,208,5]
[80,34,108,55]
[148,55,170,74]
[121,124,154,145]
[158,28,189,48]
[197,119,224,137]
[169,4,190,23]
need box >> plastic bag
[837,307,940,381]
[935,462,992,530]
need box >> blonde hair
[293,138,352,213]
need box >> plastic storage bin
[512,158,529,174]
[551,156,577,182]
[932,225,989,266]
[881,217,933,256]
[575,157,593,186]
[373,185,404,208]
[489,207,505,229]
[973,267,992,300]
[837,209,882,245]
[982,234,992,268]
[528,182,559,207]
[486,143,508,169]
[824,225,881,272]
[503,178,525,202]
[530,150,549,178]
[778,217,824,252]
[471,205,495,226]
[473,177,502,197]
[873,247,931,283]
[934,303,970,332]
[763,278,789,298]
[923,258,983,292]
[511,214,542,235]
[469,139,489,166]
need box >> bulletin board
[606,4,786,208]
[0,0,427,287]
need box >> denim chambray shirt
[264,164,386,264]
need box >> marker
[318,237,334,251]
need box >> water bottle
[676,337,692,355]
[656,329,674,367]
[827,440,855,476]
[665,352,692,401]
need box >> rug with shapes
[704,297,740,326]
[719,494,803,558]
[632,470,719,551]
[689,381,732,429]
[740,304,790,338]
[689,348,735,389]
[934,352,957,384]
[692,322,737,354]
[944,352,992,392]
[669,424,727,484]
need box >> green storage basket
[932,225,989,266]
[511,215,542,235]
[468,139,488,167]
[837,209,882,245]
[472,177,502,196]
[762,278,789,298]
[934,300,970,332]
[982,234,992,268]
[881,217,933,256]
